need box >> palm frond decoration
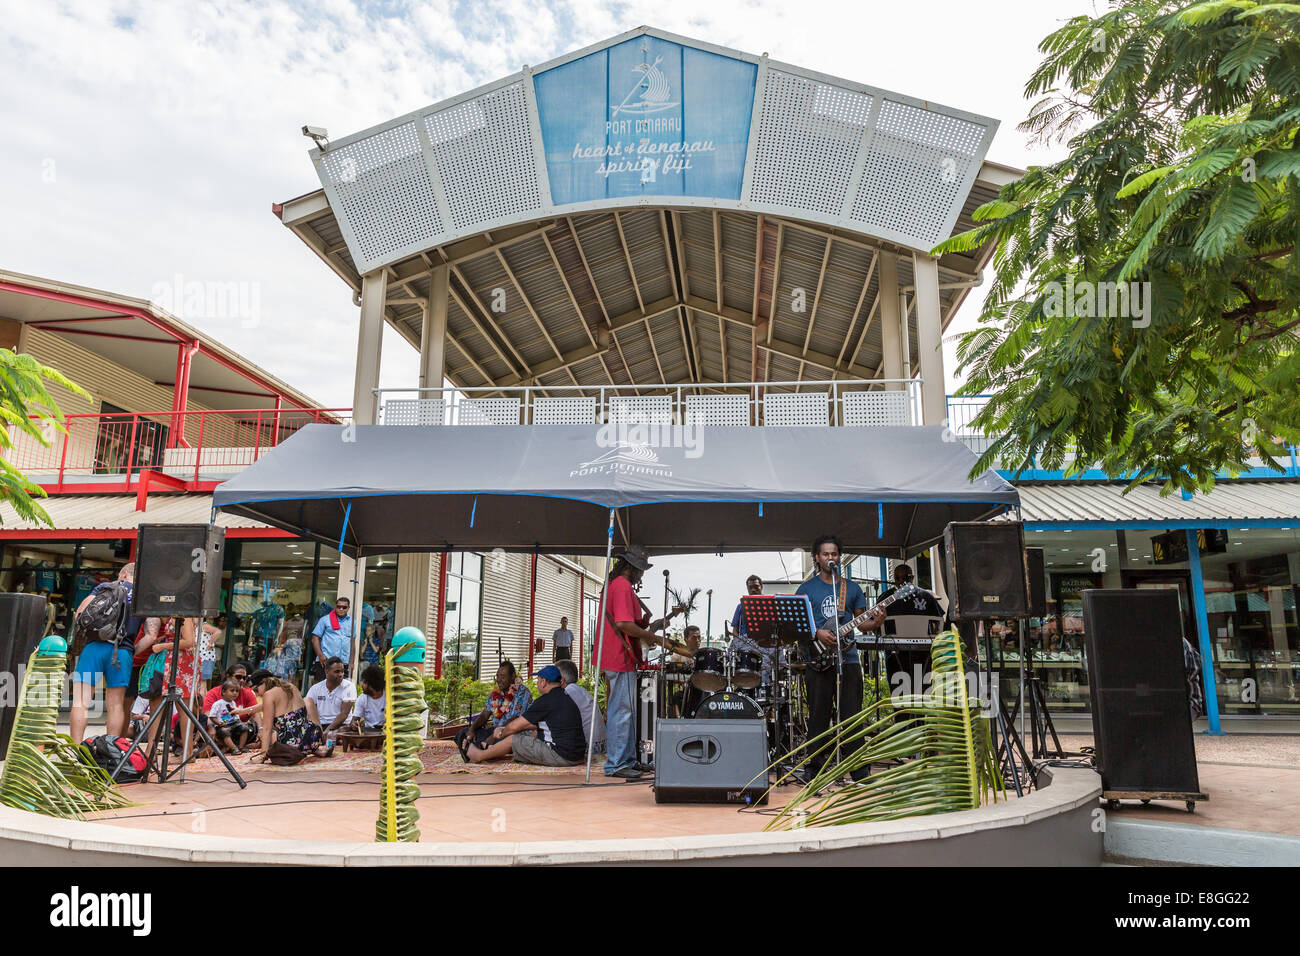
[0,638,133,819]
[763,630,1002,829]
[667,585,702,625]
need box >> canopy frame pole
[585,508,617,784]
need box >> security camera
[301,125,329,147]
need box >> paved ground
[89,771,801,843]
[1054,732,1300,836]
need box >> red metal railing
[8,408,350,485]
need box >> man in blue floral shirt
[455,660,533,761]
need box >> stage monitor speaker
[1025,547,1047,618]
[654,719,769,805]
[134,524,225,618]
[943,521,1029,619]
[1082,589,1201,798]
[0,593,48,758]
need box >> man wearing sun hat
[468,664,587,767]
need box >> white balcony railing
[375,379,924,428]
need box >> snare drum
[664,662,694,684]
[691,648,727,692]
[730,650,763,689]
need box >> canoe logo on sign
[612,54,677,116]
[570,440,671,479]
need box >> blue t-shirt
[796,573,868,665]
[312,613,354,662]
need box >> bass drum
[692,690,764,720]
[731,650,763,689]
[691,648,727,692]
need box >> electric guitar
[803,583,921,672]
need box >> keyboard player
[862,563,945,698]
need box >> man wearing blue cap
[466,664,587,767]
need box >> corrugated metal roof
[0,495,270,532]
[1016,482,1300,524]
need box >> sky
[0,0,1092,634]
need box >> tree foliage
[0,349,87,525]
[935,0,1300,492]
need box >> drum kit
[641,624,810,764]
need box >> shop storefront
[988,480,1300,723]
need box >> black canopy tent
[210,424,1019,558]
[212,422,1019,781]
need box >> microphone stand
[831,561,844,781]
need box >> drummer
[730,574,781,683]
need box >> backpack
[74,581,131,648]
[84,734,148,783]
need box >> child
[208,679,254,754]
[351,664,386,731]
[128,694,150,738]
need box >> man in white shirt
[305,657,357,737]
[552,617,574,661]
[557,659,604,754]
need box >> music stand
[740,595,815,773]
[739,594,815,649]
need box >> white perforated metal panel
[608,395,674,424]
[842,390,910,427]
[319,122,444,269]
[383,399,445,426]
[457,397,521,425]
[684,394,750,426]
[531,396,597,424]
[748,70,873,217]
[424,82,543,232]
[850,98,985,246]
[762,392,829,426]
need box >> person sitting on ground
[350,664,386,731]
[455,660,532,760]
[467,665,586,767]
[557,659,605,756]
[207,679,255,754]
[304,657,357,740]
[248,669,332,761]
[127,693,150,738]
[199,661,262,752]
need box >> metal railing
[8,407,350,484]
[375,379,926,427]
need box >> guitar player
[795,535,874,779]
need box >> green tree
[0,349,86,524]
[936,0,1300,492]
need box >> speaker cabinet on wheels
[133,524,226,618]
[1081,589,1207,811]
[943,521,1029,620]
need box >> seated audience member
[350,664,386,731]
[467,665,586,767]
[455,661,532,760]
[208,679,255,754]
[557,659,604,755]
[201,661,261,744]
[305,657,357,739]
[127,693,150,738]
[248,669,333,760]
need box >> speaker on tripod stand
[115,524,245,788]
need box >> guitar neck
[835,585,918,637]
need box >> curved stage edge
[0,767,1101,866]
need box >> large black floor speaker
[1082,589,1204,803]
[0,593,48,758]
[654,719,769,805]
[134,524,225,617]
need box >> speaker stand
[978,622,1026,796]
[112,619,246,789]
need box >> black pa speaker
[943,521,1029,620]
[134,524,225,617]
[654,719,769,805]
[0,593,48,758]
[1025,547,1047,618]
[1082,589,1202,799]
